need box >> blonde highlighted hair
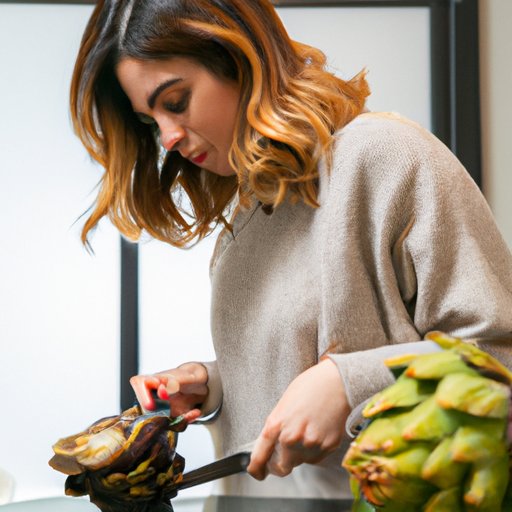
[71,0,370,247]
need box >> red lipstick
[192,152,207,165]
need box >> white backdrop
[0,2,430,504]
[0,3,119,503]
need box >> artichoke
[343,331,512,511]
[49,405,185,512]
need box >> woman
[71,0,512,500]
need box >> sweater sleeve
[403,133,512,358]
[323,115,512,411]
[195,360,223,422]
[327,340,441,414]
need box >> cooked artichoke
[49,405,185,512]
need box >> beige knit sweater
[200,112,512,498]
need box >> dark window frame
[2,0,480,409]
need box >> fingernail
[143,402,155,412]
[158,384,170,400]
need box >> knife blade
[133,390,190,431]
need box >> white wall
[278,7,431,129]
[479,0,512,248]
[0,3,119,502]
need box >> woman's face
[116,56,240,177]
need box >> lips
[191,151,207,165]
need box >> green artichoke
[49,405,185,512]
[343,331,512,512]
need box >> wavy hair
[71,0,370,247]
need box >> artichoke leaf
[423,487,463,512]
[425,331,512,384]
[344,412,411,462]
[464,455,509,511]
[404,350,479,380]
[400,395,460,441]
[435,373,510,418]
[450,426,508,464]
[363,374,436,418]
[421,436,468,489]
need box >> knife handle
[177,451,251,490]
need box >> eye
[163,91,190,114]
[136,112,156,125]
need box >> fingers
[249,431,336,480]
[130,363,209,413]
[169,407,203,432]
[156,363,208,396]
[247,421,280,480]
[267,444,295,477]
[157,382,170,400]
[247,360,349,481]
[168,393,207,417]
[248,432,309,479]
[130,374,162,411]
[182,408,202,423]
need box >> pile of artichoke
[49,405,185,512]
[343,331,512,512]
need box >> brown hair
[71,0,370,247]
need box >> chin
[206,167,237,177]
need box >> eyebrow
[147,78,183,109]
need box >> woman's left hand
[247,358,349,480]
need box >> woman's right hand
[130,362,209,424]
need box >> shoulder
[325,111,469,192]
[332,111,445,164]
[319,111,480,224]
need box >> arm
[329,119,512,416]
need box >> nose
[159,124,186,152]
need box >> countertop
[0,495,355,512]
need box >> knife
[174,451,251,491]
[134,390,190,431]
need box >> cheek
[207,88,239,145]
[191,81,239,157]
[203,111,236,152]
